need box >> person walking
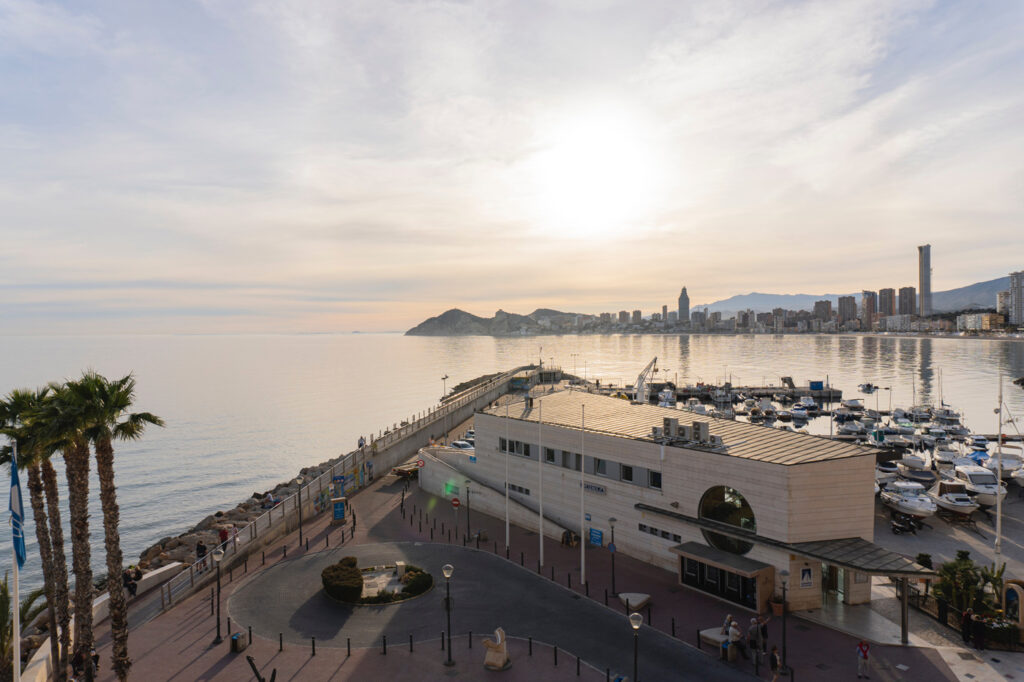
[196,539,208,571]
[769,644,781,682]
[747,617,762,661]
[961,608,973,644]
[856,639,870,679]
[759,615,771,653]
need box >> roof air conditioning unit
[709,435,723,447]
[651,426,664,438]
[663,417,679,437]
[680,425,694,441]
[694,421,710,443]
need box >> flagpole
[538,400,544,568]
[12,441,21,682]
[579,404,586,588]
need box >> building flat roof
[482,390,870,465]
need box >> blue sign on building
[585,513,591,522]
[333,499,346,522]
[469,455,477,463]
[589,528,603,546]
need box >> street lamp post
[780,569,790,672]
[630,612,643,682]
[443,564,454,666]
[212,548,225,645]
[465,480,472,542]
[608,517,617,596]
[441,374,449,444]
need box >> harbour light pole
[996,375,1004,567]
[212,548,225,645]
[505,401,510,550]
[465,479,472,542]
[443,564,454,666]
[780,569,790,672]
[580,405,586,588]
[538,400,544,567]
[609,517,617,596]
[441,374,449,445]
[630,612,643,682]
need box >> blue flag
[9,450,26,569]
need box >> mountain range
[405,277,1009,335]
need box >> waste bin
[230,632,248,653]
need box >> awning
[637,503,934,578]
[670,541,772,577]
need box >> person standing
[729,619,749,660]
[747,617,762,660]
[973,613,986,651]
[196,539,208,571]
[961,608,973,644]
[759,614,771,653]
[856,639,870,679]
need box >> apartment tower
[918,244,932,317]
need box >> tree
[0,573,47,682]
[0,387,66,681]
[916,552,934,602]
[933,550,1004,615]
[78,372,164,682]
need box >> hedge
[322,557,363,602]
[401,570,433,597]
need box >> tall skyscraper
[899,286,917,315]
[837,296,857,326]
[1010,271,1024,326]
[878,288,896,317]
[861,291,878,328]
[678,287,689,322]
[662,304,668,322]
[813,300,832,321]
[997,290,1011,316]
[918,244,932,317]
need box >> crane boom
[634,357,658,404]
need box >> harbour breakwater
[136,365,531,609]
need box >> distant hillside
[694,277,1009,315]
[406,308,559,336]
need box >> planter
[770,601,784,617]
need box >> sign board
[331,497,346,525]
[589,528,603,546]
[585,513,591,522]
[469,455,477,463]
[583,482,606,495]
[608,542,617,554]
[451,497,461,508]
[800,567,813,589]
[417,459,425,468]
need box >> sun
[524,104,666,240]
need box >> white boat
[798,396,818,413]
[859,383,878,394]
[684,398,708,415]
[791,406,808,421]
[899,451,929,470]
[842,399,865,411]
[966,435,990,451]
[833,407,856,422]
[982,451,1023,479]
[657,387,677,408]
[932,444,959,467]
[758,399,776,419]
[890,420,916,435]
[918,427,949,449]
[1011,469,1024,488]
[909,405,932,423]
[839,421,867,436]
[711,388,731,404]
[897,462,937,485]
[777,410,792,422]
[928,480,979,516]
[880,481,937,518]
[952,465,1007,507]
[876,461,900,484]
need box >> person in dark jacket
[973,613,987,650]
[961,608,973,643]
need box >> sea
[2,332,1023,591]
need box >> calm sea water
[2,332,1023,590]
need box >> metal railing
[159,367,526,608]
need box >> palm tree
[0,574,48,682]
[0,388,66,681]
[40,379,95,681]
[78,372,164,681]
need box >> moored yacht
[966,435,990,451]
[952,465,1007,507]
[880,481,937,518]
[928,480,979,516]
[982,451,1024,479]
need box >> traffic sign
[608,542,616,554]
[451,497,461,508]
[417,459,425,468]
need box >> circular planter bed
[322,557,434,606]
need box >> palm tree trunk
[94,437,130,680]
[42,458,71,679]
[26,465,62,682]
[65,441,94,681]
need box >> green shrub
[401,570,433,597]
[322,558,363,602]
[363,590,396,604]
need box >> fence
[902,581,1020,651]
[159,366,529,609]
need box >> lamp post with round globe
[629,612,643,681]
[608,517,617,596]
[780,568,790,672]
[212,548,225,645]
[443,564,455,666]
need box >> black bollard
[410,634,414,652]
[606,668,610,682]
[494,541,498,554]
[550,565,554,580]
[554,645,558,666]
[262,550,265,566]
[469,631,472,649]
[248,625,252,644]
[279,633,283,652]
[520,551,524,566]
[476,536,480,549]
[671,616,676,637]
[283,544,287,558]
[430,528,434,540]
[506,546,510,559]
[568,573,572,588]
[227,617,232,635]
[646,602,651,624]
[306,538,309,551]
[441,631,445,650]
[419,521,422,532]
[604,588,608,606]
[312,637,316,656]
[210,588,214,616]
[537,559,540,574]
[382,635,387,655]
[577,655,581,676]
[448,529,451,542]
[347,637,351,657]
[326,534,329,548]
[585,582,589,597]
[230,566,233,582]
[441,522,445,534]
[528,636,532,656]
[463,536,466,546]
[245,557,248,573]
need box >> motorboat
[684,398,709,415]
[945,424,971,438]
[928,480,979,516]
[952,465,1007,507]
[774,393,792,404]
[909,405,932,423]
[932,406,962,424]
[899,451,929,470]
[917,427,949,449]
[897,463,937,485]
[966,435,990,451]
[839,421,867,436]
[864,409,881,421]
[657,387,677,408]
[880,481,937,518]
[711,388,732,404]
[798,396,819,413]
[1011,469,1024,488]
[842,399,865,411]
[859,383,878,394]
[876,461,900,487]
[833,407,856,422]
[791,406,809,421]
[758,399,776,420]
[932,444,959,467]
[982,451,1024,479]
[777,410,793,422]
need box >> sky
[1,0,1022,333]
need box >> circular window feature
[698,486,756,555]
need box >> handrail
[160,366,527,607]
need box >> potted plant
[770,592,785,616]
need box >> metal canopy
[670,541,772,577]
[637,503,934,578]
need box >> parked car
[450,440,475,451]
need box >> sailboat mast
[996,374,1004,568]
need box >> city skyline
[2,1,1022,334]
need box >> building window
[672,534,681,543]
[545,447,556,464]
[523,443,531,458]
[648,471,662,489]
[574,453,582,471]
[638,523,648,532]
[698,486,756,556]
[594,458,607,476]
[499,437,507,452]
[660,530,670,539]
[621,465,634,482]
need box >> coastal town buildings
[997,290,1011,317]
[1010,271,1024,326]
[837,296,857,327]
[956,312,1004,332]
[898,287,916,315]
[813,300,832,321]
[861,291,877,329]
[878,288,896,317]
[918,244,932,317]
[678,287,689,324]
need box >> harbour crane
[633,357,658,404]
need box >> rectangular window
[545,447,556,464]
[638,523,648,532]
[648,527,658,536]
[672,534,681,543]
[561,450,572,468]
[594,458,607,476]
[621,465,634,482]
[649,471,662,489]
[660,530,670,539]
[523,443,531,458]
[515,441,523,455]
[499,437,507,452]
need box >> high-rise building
[690,310,706,328]
[837,296,857,325]
[879,288,896,317]
[678,287,689,322]
[632,309,642,324]
[667,311,678,323]
[861,291,877,328]
[918,244,932,317]
[618,310,629,324]
[662,304,668,323]
[1010,271,1024,326]
[997,290,1011,316]
[813,300,832,321]
[898,286,916,315]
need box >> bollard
[604,588,608,606]
[160,584,165,610]
[230,566,233,582]
[441,522,445,534]
[577,655,580,676]
[326,534,329,548]
[348,637,351,657]
[419,521,422,532]
[382,635,387,655]
[550,565,554,580]
[671,616,676,637]
[306,538,309,551]
[528,636,532,656]
[210,588,214,616]
[430,528,434,540]
[262,550,266,566]
[245,557,248,574]
[279,633,283,652]
[554,645,558,666]
[228,617,232,635]
[494,541,498,554]
[469,631,472,649]
[696,629,701,650]
[410,634,413,652]
[283,544,287,558]
[441,631,445,650]
[506,546,510,559]
[448,529,452,542]
[585,582,589,597]
[312,636,316,656]
[463,536,467,547]
[646,602,651,625]
[476,536,480,549]
[249,625,252,645]
[520,551,524,566]
[606,668,610,682]
[537,559,540,574]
